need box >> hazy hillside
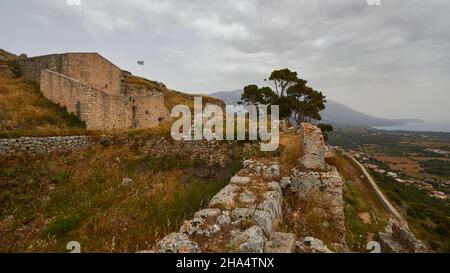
[210,89,420,128]
[321,100,411,127]
[209,89,243,105]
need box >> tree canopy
[242,68,327,124]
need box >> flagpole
[138,61,145,78]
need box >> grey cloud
[0,0,449,120]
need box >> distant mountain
[321,100,412,127]
[209,89,243,105]
[210,90,422,128]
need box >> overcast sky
[1,0,449,121]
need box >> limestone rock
[299,123,327,170]
[264,232,296,253]
[239,192,256,204]
[121,178,134,187]
[279,177,291,190]
[194,209,221,220]
[228,226,266,253]
[376,218,427,253]
[209,184,239,210]
[230,176,251,186]
[296,237,333,253]
[180,217,205,236]
[325,146,336,160]
[154,233,201,253]
[252,210,273,238]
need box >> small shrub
[43,215,81,237]
[51,172,69,183]
[1,168,15,178]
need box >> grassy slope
[369,170,450,252]
[327,152,390,252]
[0,141,262,252]
[0,52,87,138]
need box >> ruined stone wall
[0,136,92,156]
[40,70,169,130]
[153,159,287,253]
[18,54,62,83]
[152,124,344,254]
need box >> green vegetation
[0,141,256,252]
[327,152,389,252]
[370,170,450,252]
[420,160,450,178]
[329,130,450,157]
[317,123,333,141]
[43,215,82,237]
[241,68,326,122]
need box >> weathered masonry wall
[18,54,62,84]
[40,70,169,130]
[18,52,170,131]
[60,53,123,94]
[0,136,92,156]
[19,53,123,94]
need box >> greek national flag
[137,61,144,65]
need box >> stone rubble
[285,123,346,244]
[378,218,428,253]
[151,123,347,253]
[295,237,333,253]
[264,232,296,253]
[153,158,290,253]
[152,123,347,253]
[154,233,201,253]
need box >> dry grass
[165,90,224,112]
[278,132,303,176]
[0,141,250,252]
[122,75,166,93]
[0,73,86,138]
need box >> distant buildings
[430,191,447,200]
[350,149,448,200]
[387,172,399,179]
[424,148,450,155]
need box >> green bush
[43,215,81,237]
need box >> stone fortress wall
[18,53,170,130]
